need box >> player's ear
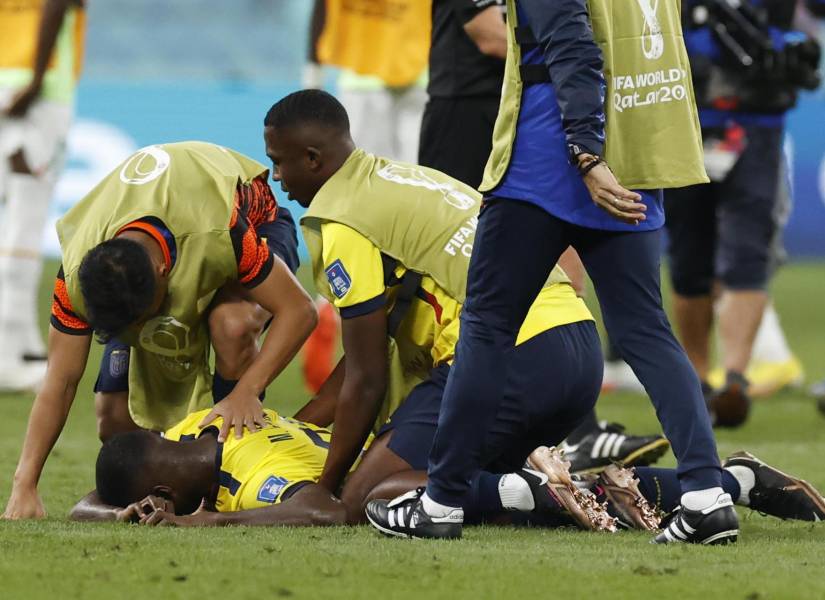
[306,146,322,171]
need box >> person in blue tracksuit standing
[367,0,740,545]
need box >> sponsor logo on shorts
[108,349,129,378]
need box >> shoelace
[387,503,417,528]
[386,488,426,528]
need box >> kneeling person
[4,141,317,521]
[265,90,594,499]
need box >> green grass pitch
[1,260,824,599]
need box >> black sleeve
[266,206,300,274]
[519,0,606,156]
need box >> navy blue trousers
[426,198,722,506]
[382,321,603,474]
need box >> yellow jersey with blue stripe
[164,409,331,512]
[320,222,594,370]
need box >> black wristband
[578,156,604,177]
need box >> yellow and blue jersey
[319,221,594,369]
[164,409,332,512]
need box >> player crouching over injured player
[4,142,317,521]
[73,405,825,539]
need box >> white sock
[724,466,756,506]
[0,255,44,362]
[421,491,461,518]
[681,487,726,511]
[0,173,51,363]
[750,303,793,364]
[498,473,535,511]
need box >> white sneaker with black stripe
[365,488,464,540]
[653,493,739,545]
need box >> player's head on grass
[96,429,216,514]
[264,89,355,208]
[78,236,169,342]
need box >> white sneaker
[0,360,47,393]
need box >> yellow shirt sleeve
[320,222,386,316]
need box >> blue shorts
[379,320,602,473]
[94,339,130,393]
[665,125,783,294]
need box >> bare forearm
[14,383,77,487]
[236,302,317,397]
[308,0,326,63]
[294,357,346,426]
[69,490,119,522]
[207,485,345,527]
[318,379,385,492]
[464,6,507,59]
[31,0,72,86]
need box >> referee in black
[418,0,506,189]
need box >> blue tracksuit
[425,0,723,508]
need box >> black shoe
[723,451,825,521]
[653,493,739,545]
[518,468,562,514]
[512,469,580,528]
[365,488,463,540]
[560,422,670,474]
[708,371,751,428]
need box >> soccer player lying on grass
[71,403,825,538]
[4,142,318,521]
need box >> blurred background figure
[305,0,431,163]
[0,0,86,391]
[301,295,339,394]
[665,0,822,427]
[707,0,823,399]
[418,0,505,188]
[801,0,825,415]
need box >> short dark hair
[264,89,350,133]
[96,430,158,507]
[78,238,156,342]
